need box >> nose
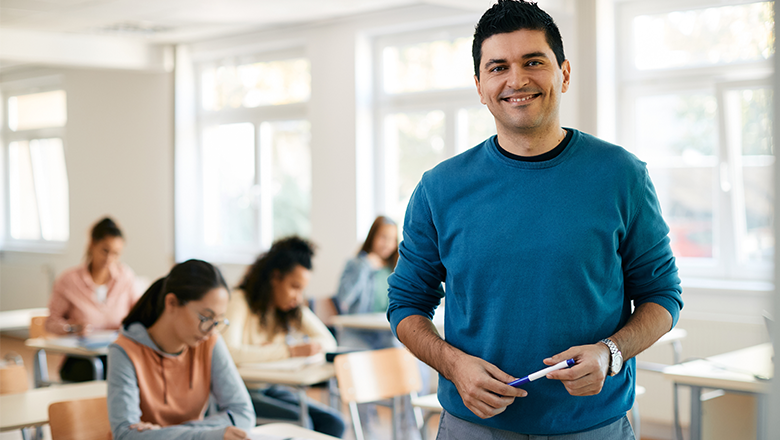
[506,65,528,90]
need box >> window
[195,55,311,261]
[617,1,774,281]
[1,86,69,250]
[374,27,496,224]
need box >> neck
[147,319,186,354]
[496,126,566,157]
[89,263,111,285]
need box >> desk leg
[33,349,49,388]
[756,393,767,440]
[297,387,312,429]
[689,386,702,440]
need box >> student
[335,215,399,349]
[224,237,345,438]
[46,217,141,382]
[107,259,255,440]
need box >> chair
[334,347,423,440]
[410,393,442,440]
[48,396,112,440]
[1,355,42,440]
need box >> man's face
[475,29,570,137]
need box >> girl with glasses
[224,237,346,438]
[107,259,255,440]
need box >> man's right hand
[448,352,527,419]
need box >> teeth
[507,95,535,102]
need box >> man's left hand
[543,344,610,396]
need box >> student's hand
[75,323,93,337]
[289,341,322,357]
[366,252,385,269]
[223,426,248,440]
[129,421,161,431]
[544,343,610,396]
[448,353,527,419]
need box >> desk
[0,308,49,334]
[663,343,773,440]
[238,361,336,430]
[252,422,340,439]
[330,311,444,334]
[26,335,111,384]
[0,381,107,431]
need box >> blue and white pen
[508,359,576,387]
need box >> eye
[490,65,507,73]
[527,60,543,67]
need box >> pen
[508,359,576,387]
[226,409,236,426]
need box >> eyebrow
[483,52,551,70]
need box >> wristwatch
[600,338,623,376]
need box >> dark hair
[123,259,229,328]
[472,0,566,79]
[91,217,123,242]
[359,216,398,269]
[238,236,315,336]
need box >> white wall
[0,67,174,310]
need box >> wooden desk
[0,381,107,431]
[238,361,336,430]
[663,343,773,440]
[252,422,340,439]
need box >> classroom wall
[0,68,174,310]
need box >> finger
[544,346,582,366]
[481,364,528,398]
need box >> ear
[163,292,180,311]
[474,74,487,105]
[560,59,571,94]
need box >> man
[386,1,684,438]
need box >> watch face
[611,353,623,375]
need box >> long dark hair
[359,216,398,268]
[238,236,315,336]
[123,259,228,328]
[472,0,566,79]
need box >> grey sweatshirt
[107,322,255,440]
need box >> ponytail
[122,260,228,329]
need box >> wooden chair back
[48,396,112,440]
[0,363,29,394]
[334,347,422,404]
[29,316,49,338]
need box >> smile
[504,94,539,103]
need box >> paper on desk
[241,353,325,371]
[248,434,311,440]
[48,330,118,350]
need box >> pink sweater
[46,263,141,335]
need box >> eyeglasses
[188,305,230,334]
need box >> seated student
[224,237,346,438]
[107,259,255,440]
[46,217,141,382]
[335,215,398,351]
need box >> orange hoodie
[113,333,217,426]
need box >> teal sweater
[387,130,683,435]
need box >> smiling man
[387,1,684,439]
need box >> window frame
[190,50,312,264]
[0,76,68,253]
[371,24,493,222]
[615,0,775,283]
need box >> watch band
[600,338,621,375]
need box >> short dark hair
[238,236,316,335]
[472,0,566,79]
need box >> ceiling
[0,0,489,43]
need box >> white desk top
[24,336,108,356]
[0,381,107,431]
[252,422,340,439]
[330,310,445,334]
[663,343,773,394]
[238,361,336,387]
[0,308,49,332]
